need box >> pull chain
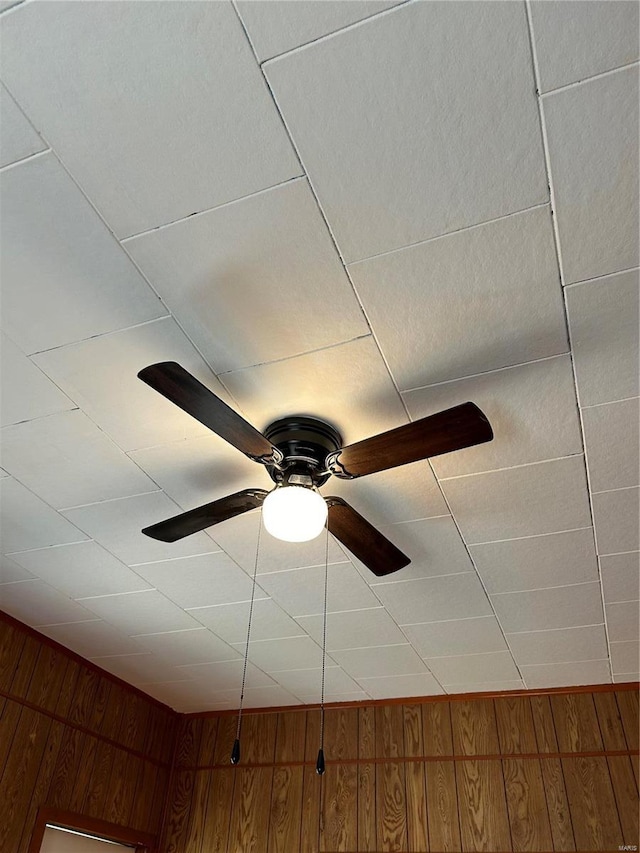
[231,515,262,765]
[316,522,329,776]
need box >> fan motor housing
[264,416,342,488]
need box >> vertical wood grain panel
[228,766,273,853]
[200,769,235,853]
[451,699,500,755]
[320,706,358,851]
[241,712,278,764]
[502,758,552,852]
[376,704,408,852]
[494,697,537,754]
[616,689,640,789]
[551,693,604,752]
[455,759,512,852]
[404,704,428,852]
[423,702,460,853]
[358,706,376,852]
[562,755,622,850]
[268,711,305,853]
[300,710,321,853]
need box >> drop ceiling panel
[267,665,360,696]
[506,624,609,666]
[565,269,640,407]
[0,1,300,238]
[256,561,379,617]
[0,555,34,584]
[446,680,525,695]
[90,652,190,685]
[236,0,401,61]
[402,616,508,659]
[592,487,640,556]
[441,456,592,545]
[610,641,639,676]
[176,660,274,691]
[77,589,202,636]
[350,207,567,390]
[238,636,326,671]
[373,573,493,626]
[490,582,604,633]
[133,552,266,610]
[469,528,599,594]
[264,1,547,262]
[529,0,639,93]
[33,318,228,451]
[582,397,639,492]
[0,152,166,354]
[543,67,639,283]
[0,334,73,427]
[0,477,88,554]
[520,659,611,689]
[125,179,368,373]
[600,552,640,603]
[405,356,581,479]
[212,685,302,709]
[0,578,94,626]
[39,620,144,659]
[221,336,407,447]
[0,83,45,167]
[356,673,443,699]
[426,651,520,686]
[330,644,429,679]
[1,409,156,509]
[297,607,407,651]
[132,628,240,667]
[189,598,304,645]
[6,540,152,599]
[605,601,640,643]
[62,492,220,566]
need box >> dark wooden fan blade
[326,497,410,577]
[326,402,492,479]
[138,362,282,465]
[142,489,268,542]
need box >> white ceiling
[0,0,638,713]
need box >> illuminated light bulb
[262,485,328,543]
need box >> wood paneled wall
[0,614,176,853]
[164,688,639,853]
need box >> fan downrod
[263,416,343,488]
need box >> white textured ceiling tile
[40,619,144,658]
[446,680,524,695]
[0,1,300,238]
[131,628,240,667]
[0,153,166,354]
[406,356,581,478]
[77,589,202,636]
[614,672,640,683]
[442,457,592,545]
[356,673,443,699]
[373,573,493,626]
[139,679,230,710]
[1,409,156,509]
[6,540,152,599]
[269,665,360,695]
[605,601,640,642]
[365,516,474,582]
[296,607,406,650]
[0,83,46,167]
[126,179,368,374]
[521,659,611,689]
[491,582,604,633]
[0,554,34,584]
[129,435,265,511]
[583,398,639,492]
[351,207,566,390]
[221,336,407,447]
[0,579,94,627]
[208,510,346,575]
[0,333,73,427]
[176,659,274,690]
[327,460,447,526]
[33,318,229,452]
[507,624,609,666]
[257,561,379,617]
[600,552,640,603]
[0,478,88,554]
[566,270,640,408]
[530,1,639,93]
[134,552,264,610]
[402,617,508,659]
[470,528,599,594]
[295,690,369,705]
[62,492,219,565]
[91,652,188,685]
[592,487,640,555]
[214,685,301,708]
[190,598,303,645]
[237,636,326,671]
[543,68,639,283]
[331,644,428,679]
[265,1,547,261]
[237,0,401,61]
[610,641,639,675]
[427,651,519,685]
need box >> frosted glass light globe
[262,486,328,543]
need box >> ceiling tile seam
[564,265,640,290]
[0,405,79,430]
[539,60,640,99]
[466,526,595,548]
[597,548,640,559]
[399,351,572,395]
[127,549,226,567]
[0,1,25,17]
[437,452,584,482]
[119,175,307,243]
[581,395,640,411]
[490,579,602,598]
[0,146,50,173]
[504,622,606,636]
[590,484,640,496]
[345,201,551,268]
[519,657,611,668]
[57,488,163,514]
[25,315,172,359]
[34,618,103,629]
[1,472,89,538]
[247,0,413,66]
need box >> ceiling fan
[138,362,493,577]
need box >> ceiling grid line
[538,58,640,98]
